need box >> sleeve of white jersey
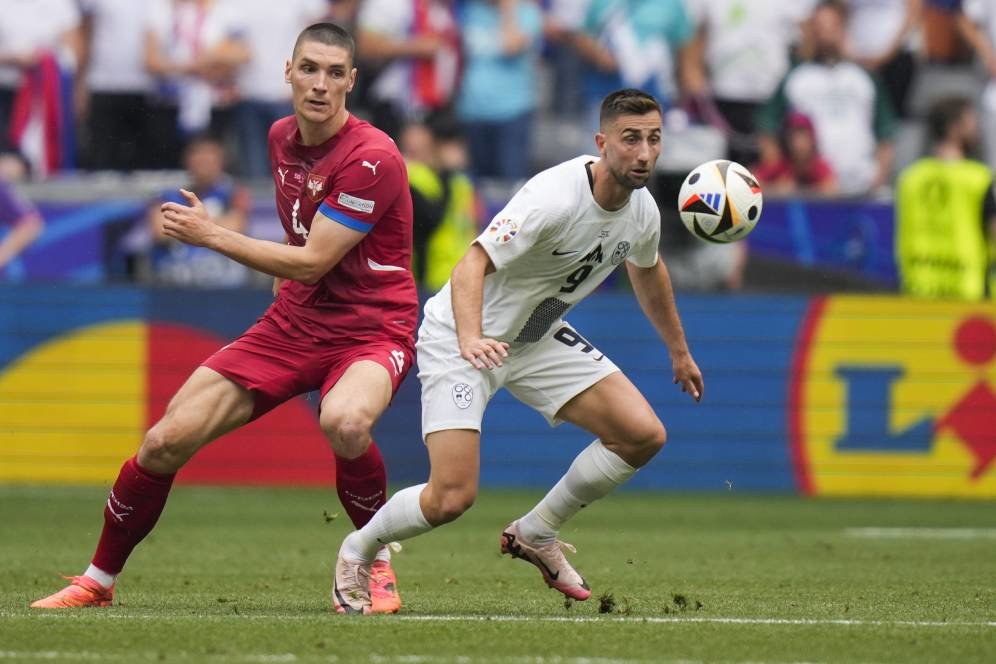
[475,184,559,271]
[626,201,661,268]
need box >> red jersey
[268,114,418,343]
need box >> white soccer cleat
[332,548,372,615]
[500,520,592,601]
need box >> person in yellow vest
[401,120,480,291]
[896,96,996,300]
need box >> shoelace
[556,540,577,555]
[342,561,372,598]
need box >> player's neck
[297,107,350,146]
[590,160,632,212]
[933,141,965,162]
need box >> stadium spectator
[543,0,591,118]
[327,0,361,30]
[895,96,996,300]
[756,0,897,196]
[332,89,704,614]
[229,0,328,178]
[143,0,249,167]
[924,0,974,63]
[0,175,44,276]
[958,0,996,168]
[401,120,479,291]
[355,0,461,139]
[31,23,417,614]
[574,0,696,125]
[457,0,544,181]
[77,0,157,171]
[683,0,815,166]
[752,111,838,196]
[0,0,82,174]
[143,134,253,288]
[845,0,922,117]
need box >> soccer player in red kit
[31,23,416,614]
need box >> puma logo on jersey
[362,160,381,175]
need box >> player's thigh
[417,323,499,442]
[505,323,619,427]
[556,371,665,455]
[141,366,254,463]
[422,428,481,523]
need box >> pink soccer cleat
[500,521,592,601]
[31,575,114,608]
[369,559,401,614]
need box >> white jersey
[422,155,661,343]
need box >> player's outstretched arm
[626,258,703,402]
[451,243,509,370]
[160,189,363,283]
[0,210,43,269]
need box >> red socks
[88,444,383,576]
[335,441,387,529]
[91,456,175,575]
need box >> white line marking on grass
[5,612,994,628]
[845,527,996,540]
[0,654,824,664]
[393,615,996,628]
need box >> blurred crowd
[1,0,994,297]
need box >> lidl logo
[790,296,996,497]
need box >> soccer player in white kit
[332,89,704,613]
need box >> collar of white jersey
[579,155,636,216]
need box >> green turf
[0,485,993,663]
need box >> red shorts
[202,307,415,421]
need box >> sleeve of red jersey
[317,149,404,233]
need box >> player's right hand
[459,337,510,371]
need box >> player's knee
[425,487,476,525]
[642,419,667,453]
[321,411,374,457]
[138,424,191,474]
[606,417,666,467]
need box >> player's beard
[608,162,650,191]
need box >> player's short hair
[927,96,974,143]
[599,89,662,129]
[293,23,355,64]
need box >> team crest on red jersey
[306,173,327,202]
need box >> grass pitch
[0,485,993,663]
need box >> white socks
[516,440,636,543]
[340,442,636,561]
[341,483,431,563]
[84,564,116,589]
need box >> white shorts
[416,317,620,438]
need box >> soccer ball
[678,159,763,243]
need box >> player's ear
[347,68,357,93]
[594,131,607,154]
[284,59,292,84]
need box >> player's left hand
[161,189,218,248]
[671,352,703,403]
